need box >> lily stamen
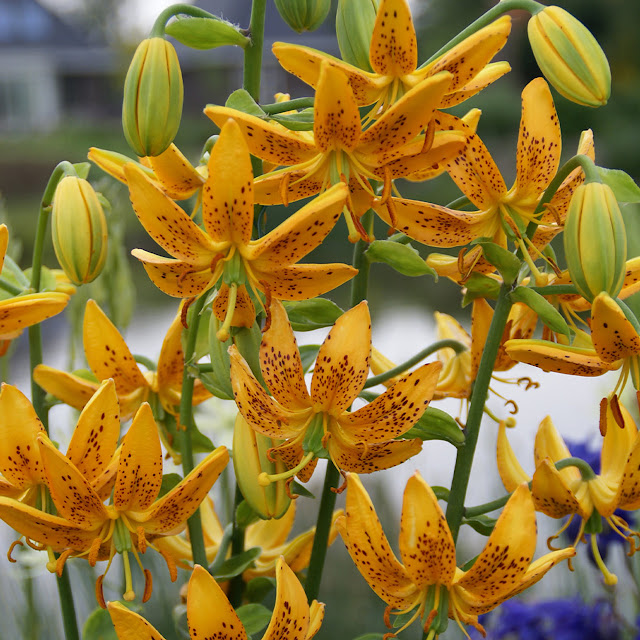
[259,451,315,486]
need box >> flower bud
[274,0,331,33]
[232,414,291,520]
[122,37,183,157]
[563,182,626,303]
[51,176,108,285]
[336,0,380,71]
[528,6,610,107]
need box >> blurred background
[0,0,639,638]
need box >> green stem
[262,97,315,113]
[56,565,80,640]
[304,461,340,603]
[243,0,266,104]
[227,485,246,608]
[445,195,472,210]
[445,284,513,542]
[351,210,373,306]
[179,294,208,569]
[364,339,467,388]
[556,456,596,480]
[151,4,221,37]
[0,277,24,296]
[421,0,543,68]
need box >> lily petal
[591,292,640,363]
[259,300,311,411]
[38,436,109,529]
[146,143,204,200]
[339,473,417,608]
[66,379,120,483]
[616,433,640,510]
[114,403,162,512]
[531,459,585,519]
[156,308,186,392]
[83,300,149,396]
[340,362,441,442]
[187,564,248,640]
[601,401,637,486]
[33,365,101,411]
[369,0,417,76]
[108,601,169,640]
[0,292,69,335]
[439,61,511,108]
[496,421,531,492]
[534,416,580,484]
[311,301,370,414]
[456,484,536,603]
[398,472,456,588]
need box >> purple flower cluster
[471,598,622,639]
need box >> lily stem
[179,294,208,569]
[305,461,340,603]
[445,284,513,542]
[56,565,79,640]
[228,485,247,608]
[351,210,373,307]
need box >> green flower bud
[122,37,183,157]
[232,414,291,520]
[564,182,627,303]
[528,6,611,107]
[274,0,331,33]
[336,0,380,71]
[51,176,108,286]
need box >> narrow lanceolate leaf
[598,167,640,203]
[510,286,570,338]
[114,403,162,512]
[365,241,437,278]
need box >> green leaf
[365,240,437,278]
[474,240,521,285]
[157,472,182,498]
[598,167,640,203]
[213,546,262,580]
[236,604,272,636]
[290,480,315,499]
[431,486,450,502]
[245,576,276,603]
[283,298,344,330]
[172,603,190,640]
[271,110,314,131]
[299,344,320,373]
[166,16,250,49]
[352,635,385,640]
[224,89,268,119]
[510,285,571,339]
[198,371,235,400]
[235,500,262,529]
[400,407,464,447]
[463,514,497,537]
[162,414,214,454]
[83,605,128,640]
[73,162,91,179]
[461,272,501,306]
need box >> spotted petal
[0,224,7,271]
[146,143,205,200]
[398,472,456,588]
[338,474,417,608]
[496,421,531,492]
[108,601,168,640]
[33,365,100,411]
[600,401,637,486]
[311,301,371,414]
[531,459,585,519]
[38,436,109,529]
[134,446,229,535]
[456,484,537,603]
[591,292,640,363]
[0,292,69,335]
[156,308,186,392]
[114,403,162,512]
[615,434,640,510]
[339,362,441,442]
[534,416,580,488]
[83,300,149,396]
[439,61,511,109]
[0,384,48,489]
[187,564,248,640]
[369,0,417,76]
[66,379,120,483]
[259,300,311,411]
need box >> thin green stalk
[55,566,79,640]
[445,284,513,542]
[351,210,373,307]
[364,339,467,388]
[0,277,24,296]
[151,4,223,37]
[227,485,246,608]
[179,295,208,568]
[262,97,315,113]
[304,461,340,603]
[420,0,543,68]
[243,0,266,104]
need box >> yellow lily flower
[0,380,119,508]
[273,0,511,118]
[108,557,325,640]
[377,79,594,280]
[206,63,465,241]
[0,402,229,605]
[338,473,573,638]
[156,498,343,580]
[0,224,70,355]
[127,118,355,336]
[34,299,211,421]
[497,398,640,584]
[89,143,206,201]
[230,298,441,483]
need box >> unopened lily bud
[51,176,108,286]
[336,0,380,71]
[564,182,626,303]
[232,414,291,520]
[274,0,331,33]
[528,6,610,107]
[122,37,183,157]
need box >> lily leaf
[463,514,497,537]
[237,604,272,636]
[166,16,250,49]
[213,546,262,580]
[225,89,268,119]
[510,286,571,339]
[598,167,640,203]
[299,344,320,373]
[474,240,521,285]
[271,110,314,131]
[245,576,276,603]
[283,298,344,330]
[366,240,436,278]
[400,407,464,447]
